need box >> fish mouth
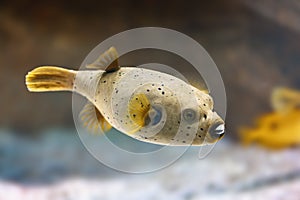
[208,121,225,140]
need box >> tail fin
[25,66,76,92]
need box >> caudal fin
[25,66,76,92]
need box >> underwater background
[1,0,300,199]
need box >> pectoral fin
[86,47,120,72]
[79,101,112,133]
[128,93,151,133]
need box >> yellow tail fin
[25,66,76,92]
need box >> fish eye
[146,105,163,126]
[183,108,197,123]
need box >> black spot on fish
[146,89,150,92]
[162,91,165,95]
[136,98,138,100]
[103,80,106,83]
[112,81,115,84]
[152,84,155,86]
[204,114,207,119]
[200,128,204,131]
[158,88,161,90]
[182,141,186,143]
[133,114,136,118]
[198,135,202,138]
[187,126,191,129]
[203,104,206,106]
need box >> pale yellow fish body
[26,47,225,146]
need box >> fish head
[126,82,224,146]
[184,90,225,145]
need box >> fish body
[26,47,225,146]
[241,110,300,149]
[240,87,300,149]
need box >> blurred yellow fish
[25,47,225,146]
[240,87,300,149]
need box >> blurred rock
[0,0,299,137]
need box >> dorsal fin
[86,47,120,72]
[272,87,300,113]
[189,78,209,94]
[79,101,112,133]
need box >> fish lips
[208,121,225,140]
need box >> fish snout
[208,121,225,139]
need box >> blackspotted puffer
[25,47,225,146]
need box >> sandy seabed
[0,129,300,200]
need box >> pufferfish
[240,87,300,149]
[25,47,225,146]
